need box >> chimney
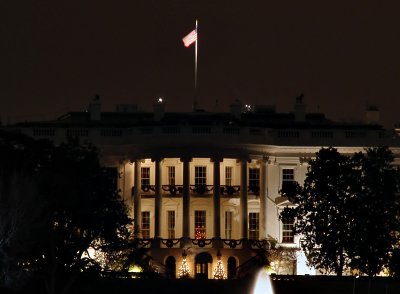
[294,94,306,122]
[230,99,243,119]
[89,94,101,121]
[154,97,165,121]
[365,105,380,125]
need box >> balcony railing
[128,237,273,250]
[132,185,260,196]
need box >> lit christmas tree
[195,226,206,239]
[178,251,190,278]
[213,252,225,279]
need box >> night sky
[1,0,400,127]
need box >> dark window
[141,167,150,187]
[227,257,237,279]
[195,166,207,186]
[249,168,260,189]
[167,210,175,239]
[225,166,233,186]
[282,169,294,190]
[141,211,150,239]
[165,256,176,279]
[225,211,232,239]
[282,220,294,243]
[249,212,259,240]
[168,166,175,186]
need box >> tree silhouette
[0,131,52,289]
[38,139,132,294]
[281,147,358,276]
[281,146,400,277]
[349,147,400,277]
[0,131,132,293]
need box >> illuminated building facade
[8,96,400,278]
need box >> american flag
[182,29,197,47]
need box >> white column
[259,158,268,239]
[154,158,162,238]
[133,159,142,237]
[181,157,191,240]
[212,157,222,239]
[240,158,248,239]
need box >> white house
[8,96,400,278]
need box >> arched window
[165,256,176,279]
[227,256,237,279]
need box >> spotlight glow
[252,268,274,294]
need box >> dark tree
[0,132,132,293]
[38,139,132,294]
[281,147,358,276]
[0,131,53,289]
[281,146,400,277]
[389,248,400,277]
[349,147,400,277]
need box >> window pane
[225,211,232,239]
[249,212,259,240]
[141,211,150,239]
[195,166,207,186]
[249,168,260,188]
[225,167,232,186]
[282,169,294,190]
[194,210,206,239]
[141,167,150,186]
[282,169,294,181]
[282,220,294,243]
[168,166,175,186]
[167,210,175,239]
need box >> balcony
[132,185,260,196]
[130,237,272,250]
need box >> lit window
[141,167,150,187]
[225,211,233,239]
[167,210,175,239]
[141,211,150,239]
[282,220,294,243]
[194,210,206,239]
[249,212,259,240]
[195,166,207,186]
[168,166,175,186]
[225,167,233,186]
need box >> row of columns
[132,157,268,240]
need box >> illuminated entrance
[195,252,213,279]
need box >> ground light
[128,265,143,273]
[252,268,274,294]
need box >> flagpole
[194,19,198,110]
[195,19,198,90]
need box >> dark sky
[1,0,399,127]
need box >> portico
[128,156,267,242]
